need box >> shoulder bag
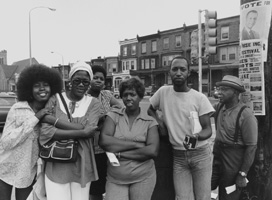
[39,93,78,163]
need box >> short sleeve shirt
[215,102,258,145]
[106,108,158,184]
[149,86,215,150]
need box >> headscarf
[69,60,93,80]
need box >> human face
[217,86,236,104]
[122,88,141,111]
[169,58,189,86]
[70,70,90,98]
[90,72,105,92]
[246,12,258,29]
[32,81,51,103]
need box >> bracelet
[54,118,59,127]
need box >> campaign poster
[239,0,272,115]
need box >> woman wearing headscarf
[40,61,101,200]
[0,64,63,200]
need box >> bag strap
[58,93,72,122]
[234,105,247,144]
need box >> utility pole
[241,21,272,200]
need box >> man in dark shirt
[211,75,258,200]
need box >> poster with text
[239,0,272,115]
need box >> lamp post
[29,6,56,66]
[51,51,65,89]
[198,9,204,93]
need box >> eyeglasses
[72,79,90,86]
[218,86,233,92]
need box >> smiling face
[32,81,51,103]
[169,58,190,87]
[246,11,258,29]
[122,88,141,111]
[70,70,90,99]
[90,72,105,92]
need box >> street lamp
[51,51,65,89]
[29,6,56,66]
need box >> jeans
[0,178,35,200]
[105,171,156,200]
[173,144,212,200]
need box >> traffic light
[190,30,199,64]
[204,10,217,55]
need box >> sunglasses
[71,79,90,86]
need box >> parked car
[0,94,17,133]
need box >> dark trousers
[211,141,245,200]
[0,178,35,200]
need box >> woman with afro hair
[0,64,64,200]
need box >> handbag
[39,93,78,163]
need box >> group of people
[0,57,258,200]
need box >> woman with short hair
[99,77,160,200]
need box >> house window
[112,63,117,72]
[141,42,146,53]
[151,58,155,69]
[222,55,226,60]
[131,60,135,70]
[0,58,3,64]
[141,59,145,69]
[221,27,229,41]
[163,57,167,66]
[122,61,125,70]
[123,47,127,56]
[114,77,122,90]
[229,53,236,60]
[145,59,150,69]
[152,40,157,52]
[175,35,181,47]
[108,63,112,73]
[162,54,181,66]
[126,61,129,70]
[163,38,169,49]
[131,44,136,55]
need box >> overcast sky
[1,0,240,66]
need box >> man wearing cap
[211,75,258,200]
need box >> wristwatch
[239,171,247,177]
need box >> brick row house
[116,15,240,96]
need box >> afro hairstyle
[16,64,63,102]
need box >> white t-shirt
[150,86,215,150]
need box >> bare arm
[236,145,257,188]
[119,125,160,161]
[197,113,212,141]
[99,116,145,152]
[41,115,84,130]
[51,125,97,140]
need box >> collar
[112,107,153,121]
[13,101,32,110]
